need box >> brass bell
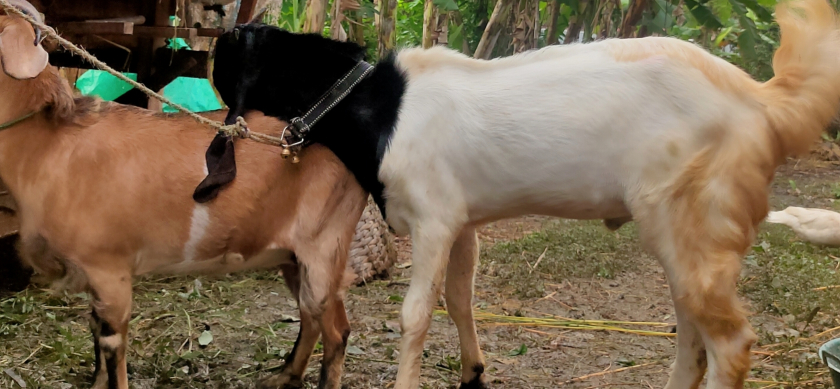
[291,155,300,164]
[281,148,291,159]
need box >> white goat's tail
[759,0,840,157]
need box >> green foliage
[262,0,308,32]
[257,0,782,79]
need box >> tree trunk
[422,0,438,48]
[376,0,397,58]
[545,0,560,45]
[436,11,450,46]
[532,0,539,48]
[348,10,366,46]
[563,0,588,43]
[330,0,348,40]
[475,0,512,58]
[619,0,649,38]
[303,0,328,33]
[512,0,533,53]
[563,18,581,43]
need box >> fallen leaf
[509,344,528,356]
[198,330,213,346]
[3,369,25,388]
[346,345,366,355]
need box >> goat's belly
[137,249,295,276]
[469,193,631,225]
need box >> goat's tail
[759,0,840,157]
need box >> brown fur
[0,13,366,389]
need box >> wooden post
[237,0,261,24]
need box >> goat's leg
[645,220,755,389]
[663,301,707,389]
[259,263,319,389]
[88,309,109,389]
[292,239,353,389]
[687,255,755,389]
[85,266,133,389]
[395,221,457,389]
[316,297,350,389]
[445,227,486,388]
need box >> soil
[1,156,840,389]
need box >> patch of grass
[479,219,640,298]
[0,272,300,389]
[743,224,840,319]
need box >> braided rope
[0,0,285,146]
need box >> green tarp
[72,36,222,113]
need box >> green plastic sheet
[73,30,222,113]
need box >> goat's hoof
[459,377,488,389]
[90,379,109,389]
[258,372,304,389]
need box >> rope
[0,0,285,146]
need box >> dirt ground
[2,156,840,389]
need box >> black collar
[282,61,374,147]
[193,60,375,203]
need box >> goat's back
[10,103,365,279]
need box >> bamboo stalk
[422,0,437,48]
[474,0,513,58]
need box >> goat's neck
[0,71,72,202]
[0,77,40,125]
[306,58,406,216]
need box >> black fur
[105,348,118,389]
[99,319,117,337]
[90,309,102,379]
[212,25,407,218]
[91,307,119,388]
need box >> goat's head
[0,0,47,80]
[213,24,366,125]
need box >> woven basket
[347,196,397,285]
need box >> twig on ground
[560,362,656,384]
[345,355,458,375]
[745,379,791,385]
[529,247,548,275]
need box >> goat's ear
[0,20,48,80]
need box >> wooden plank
[49,48,133,72]
[133,26,198,41]
[237,0,260,24]
[57,21,134,35]
[49,49,210,79]
[85,16,146,24]
[196,28,225,38]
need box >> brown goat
[0,10,366,389]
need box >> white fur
[99,334,122,350]
[182,204,211,263]
[383,43,735,234]
[381,40,756,389]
